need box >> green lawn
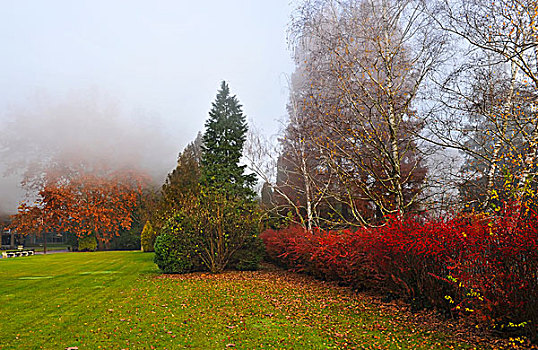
[0,251,493,349]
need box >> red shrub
[260,209,538,341]
[260,226,380,289]
[449,208,538,338]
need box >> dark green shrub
[231,236,265,271]
[78,235,97,252]
[64,231,78,250]
[153,234,191,273]
[180,191,262,273]
[153,212,204,274]
[110,229,141,250]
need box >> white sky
[0,0,295,214]
[0,0,294,137]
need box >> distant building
[0,218,17,249]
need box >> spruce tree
[153,82,264,274]
[201,81,256,198]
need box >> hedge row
[260,208,538,341]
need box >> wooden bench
[1,249,35,258]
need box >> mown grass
[0,251,490,349]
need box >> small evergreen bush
[78,235,97,252]
[110,229,141,250]
[141,221,157,252]
[153,212,203,274]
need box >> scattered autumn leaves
[150,265,529,349]
[2,252,534,349]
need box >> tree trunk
[43,230,47,254]
[301,150,314,232]
[10,230,15,249]
[484,62,518,210]
[97,237,105,251]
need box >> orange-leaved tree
[11,165,149,250]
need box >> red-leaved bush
[260,207,538,341]
[261,226,380,289]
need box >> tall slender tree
[201,81,256,199]
[427,0,538,213]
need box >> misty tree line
[246,0,538,230]
[4,0,538,252]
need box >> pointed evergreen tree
[201,81,256,198]
[153,82,264,274]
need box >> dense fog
[0,90,180,215]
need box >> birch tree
[285,0,442,225]
[430,0,538,211]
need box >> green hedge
[78,236,97,252]
[153,213,203,274]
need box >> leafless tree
[245,89,334,230]
[284,0,445,224]
[427,0,538,211]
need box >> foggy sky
[0,1,294,215]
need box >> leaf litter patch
[155,264,531,349]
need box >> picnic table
[1,246,35,258]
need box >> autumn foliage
[261,207,538,340]
[11,166,148,250]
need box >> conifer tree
[162,132,202,208]
[153,82,263,274]
[201,81,256,199]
